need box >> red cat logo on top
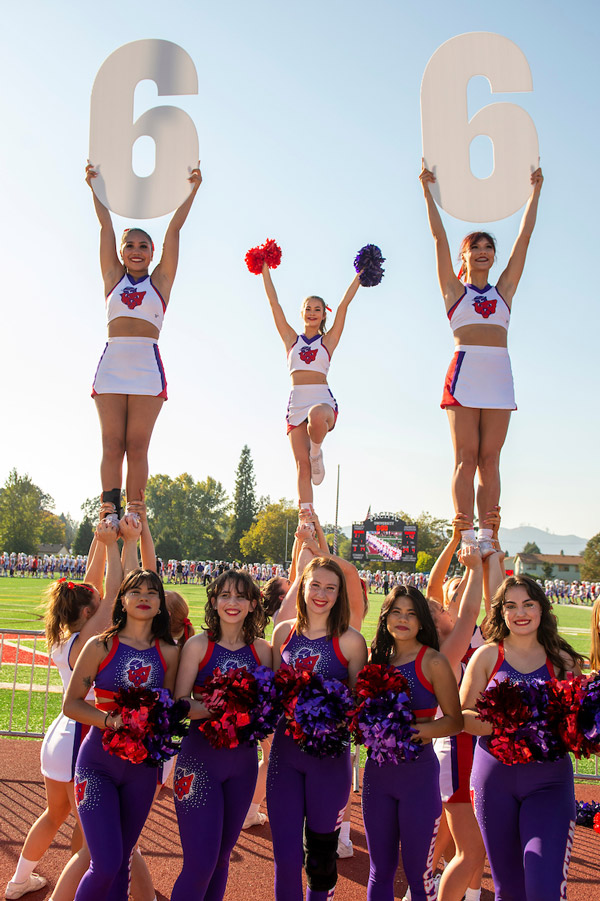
[174,770,194,800]
[127,661,151,686]
[121,286,146,309]
[299,346,318,364]
[296,654,320,672]
[472,296,497,318]
[75,778,87,806]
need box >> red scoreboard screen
[351,516,418,563]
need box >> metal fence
[0,629,598,780]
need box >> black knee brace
[101,488,123,518]
[303,825,340,892]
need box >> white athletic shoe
[310,451,325,485]
[242,810,267,829]
[5,874,47,899]
[402,875,440,901]
[103,513,120,528]
[477,537,496,559]
[401,889,411,901]
[336,838,354,858]
[460,535,477,551]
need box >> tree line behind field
[2,458,600,577]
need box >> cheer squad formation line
[7,158,598,901]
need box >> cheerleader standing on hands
[63,570,179,901]
[268,557,367,901]
[420,161,543,553]
[260,259,361,516]
[461,576,583,900]
[171,571,271,901]
[86,161,202,520]
[363,587,462,901]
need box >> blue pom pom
[354,244,385,287]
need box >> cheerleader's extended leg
[74,746,157,901]
[171,733,258,901]
[470,744,575,901]
[267,730,351,901]
[362,747,442,901]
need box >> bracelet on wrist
[104,711,111,728]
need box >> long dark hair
[371,586,439,664]
[101,570,173,648]
[205,570,265,644]
[485,576,583,677]
[296,557,350,639]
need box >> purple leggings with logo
[470,741,575,900]
[74,729,158,901]
[171,728,258,900]
[362,744,441,901]
[267,724,351,901]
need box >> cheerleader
[5,519,123,901]
[268,556,367,901]
[419,160,543,552]
[85,161,202,520]
[62,570,179,901]
[169,570,270,898]
[260,260,362,516]
[363,587,462,901]
[461,576,583,900]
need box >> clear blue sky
[1,0,599,538]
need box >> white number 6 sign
[89,40,199,219]
[421,32,539,222]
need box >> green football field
[0,575,593,657]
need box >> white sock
[12,855,39,884]
[309,441,321,458]
[478,528,493,541]
[246,802,259,818]
[339,821,350,844]
[461,529,476,542]
[465,889,481,901]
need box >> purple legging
[470,741,575,900]
[171,728,258,900]
[74,729,158,901]
[267,724,351,901]
[362,744,441,901]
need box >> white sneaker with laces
[309,451,325,485]
[5,874,47,899]
[336,838,353,858]
[477,537,496,559]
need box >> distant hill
[498,526,588,557]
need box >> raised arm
[439,545,484,672]
[72,520,122,662]
[152,163,203,299]
[427,513,471,603]
[261,262,297,348]
[119,515,143,577]
[496,167,543,303]
[85,162,123,292]
[419,161,463,306]
[321,274,361,355]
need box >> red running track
[1,739,598,900]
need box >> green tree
[239,500,298,563]
[541,562,554,580]
[397,511,451,559]
[323,529,352,560]
[39,511,67,546]
[229,446,258,558]
[522,541,541,554]
[72,519,95,556]
[416,551,435,573]
[0,469,55,554]
[581,533,600,581]
[59,513,78,548]
[146,473,230,559]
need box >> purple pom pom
[354,244,385,287]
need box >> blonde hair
[302,296,327,334]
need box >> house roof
[515,553,583,566]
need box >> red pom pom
[262,239,282,269]
[245,245,265,275]
[594,812,600,834]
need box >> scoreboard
[351,515,418,564]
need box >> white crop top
[106,273,166,331]
[287,334,331,376]
[447,283,510,333]
[52,633,94,699]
